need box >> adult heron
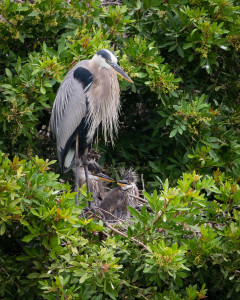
[99,169,139,222]
[50,49,133,206]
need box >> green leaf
[40,86,46,94]
[28,11,39,17]
[43,81,53,88]
[1,84,13,89]
[63,275,70,286]
[32,69,39,76]
[162,213,167,222]
[79,273,88,284]
[233,190,240,202]
[177,46,184,58]
[183,43,193,49]
[22,234,35,243]
[27,272,40,279]
[136,0,141,9]
[19,35,24,43]
[128,207,140,219]
[31,209,40,216]
[5,68,12,79]
[0,223,6,235]
[169,44,177,52]
[170,128,178,138]
[16,56,22,73]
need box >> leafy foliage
[1,154,240,299]
[0,0,240,298]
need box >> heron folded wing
[56,79,87,151]
[73,66,93,93]
[49,61,93,171]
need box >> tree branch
[105,222,151,252]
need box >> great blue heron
[76,159,114,208]
[49,49,133,206]
[99,169,139,222]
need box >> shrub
[1,0,240,298]
[1,153,240,299]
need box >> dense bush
[1,153,240,299]
[0,0,240,299]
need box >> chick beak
[116,179,129,187]
[96,173,115,183]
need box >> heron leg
[82,149,105,224]
[75,133,80,206]
[82,147,91,208]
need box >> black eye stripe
[97,49,112,61]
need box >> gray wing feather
[50,61,90,160]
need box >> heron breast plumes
[86,67,120,144]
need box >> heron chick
[99,169,139,222]
[76,159,114,208]
[49,49,133,206]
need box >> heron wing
[50,61,93,171]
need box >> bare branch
[101,0,122,6]
[99,207,126,224]
[141,174,145,192]
[131,194,148,204]
[105,222,151,252]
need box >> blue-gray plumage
[49,49,133,206]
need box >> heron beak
[96,173,115,183]
[116,179,129,187]
[111,63,133,83]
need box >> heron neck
[85,65,120,145]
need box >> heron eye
[92,171,95,174]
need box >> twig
[101,230,110,237]
[141,174,145,192]
[139,190,147,203]
[105,222,150,252]
[1,267,20,288]
[131,194,148,204]
[69,59,77,67]
[138,292,149,300]
[99,208,126,224]
[1,5,17,29]
[101,1,122,6]
[1,267,10,277]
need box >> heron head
[117,179,135,190]
[87,159,115,183]
[120,168,138,183]
[94,49,133,83]
[116,168,138,189]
